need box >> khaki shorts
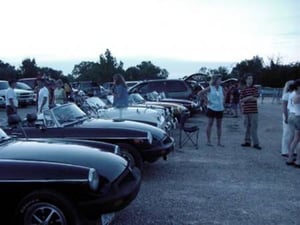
[294,116,300,130]
[288,113,300,131]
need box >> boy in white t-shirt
[37,78,49,114]
[5,79,18,119]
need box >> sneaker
[253,144,262,150]
[241,143,251,147]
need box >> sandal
[294,163,300,168]
[286,160,295,166]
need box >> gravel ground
[111,99,300,225]
[1,98,300,225]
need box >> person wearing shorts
[198,74,224,147]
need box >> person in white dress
[286,79,300,167]
[281,80,295,156]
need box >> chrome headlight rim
[88,168,100,191]
[147,131,153,145]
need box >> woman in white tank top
[197,74,224,147]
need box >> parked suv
[128,79,193,100]
[0,80,34,107]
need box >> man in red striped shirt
[240,73,262,150]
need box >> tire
[15,190,82,225]
[117,143,143,170]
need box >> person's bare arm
[240,95,257,103]
[282,100,288,123]
[197,86,210,96]
[39,97,47,113]
[8,98,17,112]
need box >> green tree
[40,67,64,80]
[231,56,264,83]
[98,49,124,82]
[209,66,230,79]
[136,61,168,80]
[72,61,101,81]
[0,60,19,80]
[20,58,39,78]
[125,66,140,80]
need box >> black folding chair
[178,113,200,149]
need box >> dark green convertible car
[4,103,175,170]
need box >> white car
[81,97,171,131]
[0,80,35,107]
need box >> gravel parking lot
[1,99,300,225]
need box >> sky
[1,0,299,78]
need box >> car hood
[98,107,161,122]
[0,139,127,181]
[144,101,188,111]
[14,88,34,94]
[162,98,195,105]
[80,118,167,140]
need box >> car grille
[17,93,34,100]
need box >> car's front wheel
[15,190,82,225]
[117,143,143,170]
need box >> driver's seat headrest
[8,114,22,125]
[27,113,37,123]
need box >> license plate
[100,212,115,225]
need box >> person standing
[281,80,295,157]
[54,79,66,105]
[112,74,128,119]
[231,83,240,117]
[5,79,18,121]
[198,74,225,147]
[240,73,261,150]
[286,79,300,166]
[37,78,49,114]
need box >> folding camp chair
[178,113,200,149]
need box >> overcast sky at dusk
[1,0,299,78]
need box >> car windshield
[0,81,9,90]
[129,93,145,104]
[86,97,106,108]
[52,104,88,125]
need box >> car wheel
[117,143,143,170]
[15,190,82,225]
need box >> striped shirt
[240,86,259,114]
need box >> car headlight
[88,168,99,191]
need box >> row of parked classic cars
[0,77,203,225]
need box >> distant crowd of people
[5,73,128,120]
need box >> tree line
[0,49,299,87]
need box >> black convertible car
[0,128,141,225]
[4,103,174,169]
